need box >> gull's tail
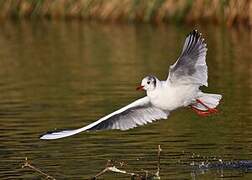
[192,92,222,111]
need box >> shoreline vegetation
[0,0,251,28]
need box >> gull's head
[136,75,157,91]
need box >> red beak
[136,85,144,91]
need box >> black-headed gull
[40,30,222,140]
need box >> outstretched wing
[40,97,169,140]
[167,30,208,86]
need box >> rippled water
[0,21,251,179]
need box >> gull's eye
[147,81,150,84]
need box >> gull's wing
[40,97,169,140]
[167,30,208,86]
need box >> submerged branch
[21,145,162,179]
[91,159,139,180]
[92,145,162,180]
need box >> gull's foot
[190,106,218,117]
[208,107,218,113]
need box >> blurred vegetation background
[0,0,251,28]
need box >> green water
[0,21,251,179]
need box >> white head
[136,75,157,91]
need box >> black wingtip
[182,29,206,55]
[39,134,44,139]
[39,129,66,139]
[39,131,53,139]
[187,29,201,38]
[194,29,200,37]
[187,30,204,45]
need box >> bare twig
[92,145,162,179]
[92,160,137,180]
[156,144,162,177]
[21,157,56,180]
[21,145,163,180]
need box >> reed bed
[0,0,251,27]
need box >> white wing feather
[40,97,169,140]
[167,30,208,86]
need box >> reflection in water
[0,21,251,179]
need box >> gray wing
[167,30,208,86]
[40,97,169,140]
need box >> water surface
[0,21,251,179]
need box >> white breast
[147,81,199,111]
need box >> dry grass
[0,0,251,27]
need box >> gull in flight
[40,30,222,140]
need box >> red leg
[190,99,218,117]
[190,105,212,117]
[196,99,218,113]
